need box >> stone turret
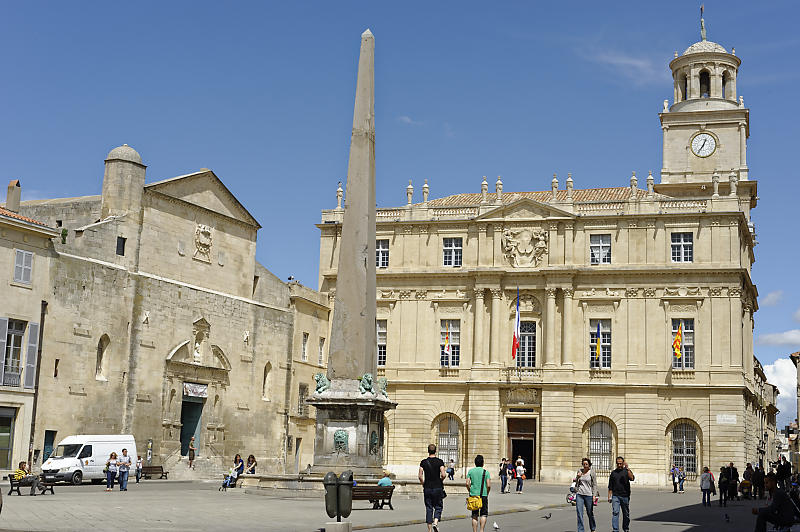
[101,144,146,218]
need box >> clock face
[691,133,716,157]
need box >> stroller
[219,469,238,491]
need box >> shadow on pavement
[635,498,757,531]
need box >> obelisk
[327,28,377,382]
[307,29,395,478]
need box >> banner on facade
[183,382,208,398]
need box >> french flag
[512,286,520,359]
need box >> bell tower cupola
[659,10,749,184]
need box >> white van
[41,435,137,485]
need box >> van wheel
[71,471,82,485]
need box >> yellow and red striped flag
[673,322,683,359]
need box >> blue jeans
[500,475,507,493]
[516,477,523,492]
[106,470,116,489]
[611,495,630,532]
[576,494,596,532]
[702,489,711,505]
[423,488,444,524]
[118,470,129,490]
[678,479,685,491]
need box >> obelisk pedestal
[306,28,396,478]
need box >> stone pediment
[474,198,575,221]
[166,340,231,371]
[145,170,261,228]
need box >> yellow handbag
[466,470,486,510]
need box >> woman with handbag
[574,457,599,532]
[466,455,491,532]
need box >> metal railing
[2,370,21,387]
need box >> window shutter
[24,322,39,389]
[23,252,32,283]
[0,318,7,384]
[13,251,24,283]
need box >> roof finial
[700,4,707,41]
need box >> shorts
[471,496,488,518]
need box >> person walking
[751,472,795,532]
[776,456,791,490]
[678,466,686,493]
[700,467,713,506]
[498,458,508,495]
[752,465,765,499]
[466,454,491,532]
[670,464,679,493]
[117,448,132,491]
[135,455,143,483]
[506,460,516,493]
[608,456,634,532]
[188,436,196,469]
[718,466,729,507]
[13,461,42,495]
[514,460,526,493]
[418,444,446,532]
[726,462,740,501]
[244,455,257,475]
[105,452,119,492]
[574,457,599,532]
[446,459,455,481]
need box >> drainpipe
[28,300,47,468]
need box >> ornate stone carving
[415,290,428,300]
[545,288,557,298]
[510,293,541,314]
[358,373,374,394]
[728,287,742,297]
[193,224,212,262]
[398,290,412,300]
[582,288,618,297]
[664,287,680,296]
[380,290,395,299]
[333,429,348,454]
[502,227,548,267]
[670,304,696,313]
[505,387,539,405]
[314,373,331,394]
[563,288,575,298]
[377,377,388,397]
[625,288,639,298]
[685,287,701,296]
[327,289,336,302]
[643,288,657,298]
[490,289,503,299]
[709,287,722,297]
[369,431,379,455]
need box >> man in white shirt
[118,448,133,491]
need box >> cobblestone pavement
[0,480,773,531]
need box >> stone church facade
[12,145,328,475]
[317,34,778,485]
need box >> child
[135,455,143,483]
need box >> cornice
[145,190,259,231]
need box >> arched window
[680,74,688,102]
[699,70,711,98]
[436,414,460,467]
[588,419,614,473]
[722,71,730,99]
[671,422,698,476]
[96,335,110,379]
[262,362,272,399]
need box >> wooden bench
[7,475,53,495]
[352,485,394,510]
[141,465,169,480]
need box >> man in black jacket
[752,472,795,532]
[776,456,792,490]
[726,462,740,501]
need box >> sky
[2,1,799,424]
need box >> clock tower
[659,28,749,186]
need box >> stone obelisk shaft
[327,29,376,381]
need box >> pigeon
[541,513,552,519]
[493,522,500,530]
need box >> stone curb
[349,502,569,530]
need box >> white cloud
[397,115,422,126]
[758,330,800,346]
[760,290,783,307]
[794,307,800,323]
[764,358,797,427]
[579,49,670,86]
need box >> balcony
[589,368,612,380]
[502,367,542,381]
[2,370,21,387]
[439,367,460,377]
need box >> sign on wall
[183,382,208,398]
[716,414,737,425]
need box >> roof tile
[0,206,53,229]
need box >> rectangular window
[376,320,387,367]
[672,318,695,369]
[589,319,612,369]
[298,384,308,416]
[589,234,612,265]
[301,332,308,361]
[13,250,33,284]
[671,232,693,263]
[376,239,389,268]
[116,236,126,256]
[440,320,460,367]
[4,320,25,386]
[442,238,463,267]
[0,408,14,469]
[318,338,325,366]
[517,321,536,368]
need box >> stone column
[661,125,669,173]
[473,289,486,366]
[739,122,747,170]
[561,289,574,366]
[564,223,574,265]
[544,288,557,367]
[489,289,503,366]
[730,289,743,367]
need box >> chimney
[5,180,20,213]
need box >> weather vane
[700,4,707,41]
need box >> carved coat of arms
[502,228,548,267]
[194,224,213,261]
